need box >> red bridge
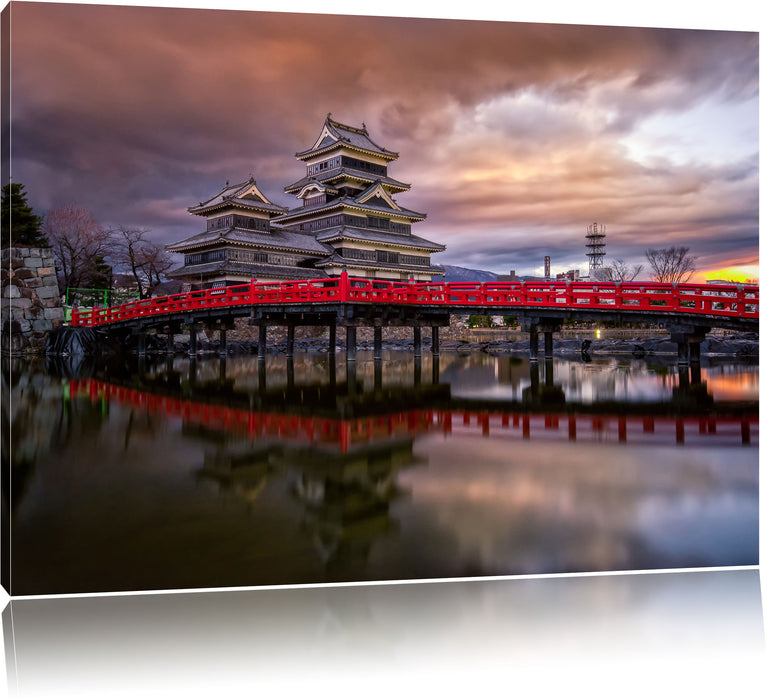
[70,271,759,362]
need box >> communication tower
[585,222,606,274]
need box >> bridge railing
[69,271,759,327]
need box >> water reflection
[2,352,758,594]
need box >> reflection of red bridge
[71,379,758,451]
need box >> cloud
[9,4,758,278]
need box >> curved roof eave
[295,142,399,162]
[277,200,427,223]
[188,198,288,216]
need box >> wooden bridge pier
[188,321,197,357]
[328,324,337,355]
[669,324,710,366]
[414,327,422,357]
[374,325,383,360]
[287,324,295,357]
[525,319,562,361]
[346,326,357,361]
[137,330,147,356]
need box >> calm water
[4,351,758,594]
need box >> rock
[36,285,59,299]
[44,307,65,321]
[9,297,32,309]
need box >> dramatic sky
[8,0,760,281]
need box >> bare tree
[645,246,697,283]
[610,258,643,281]
[42,204,114,290]
[592,259,642,282]
[110,226,174,298]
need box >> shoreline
[176,331,759,358]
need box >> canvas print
[1,1,758,596]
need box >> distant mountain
[433,265,500,283]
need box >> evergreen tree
[82,254,114,290]
[1,182,49,248]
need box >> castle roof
[166,225,331,255]
[313,252,445,275]
[188,177,287,216]
[284,169,411,195]
[277,190,426,225]
[315,226,445,252]
[295,114,399,162]
[167,261,322,281]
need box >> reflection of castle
[194,442,272,508]
[189,425,426,565]
[283,440,424,567]
[173,374,441,564]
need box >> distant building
[167,114,445,289]
[496,270,544,282]
[556,269,581,281]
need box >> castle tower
[275,114,445,281]
[166,115,446,288]
[166,176,330,289]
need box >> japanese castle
[167,114,445,289]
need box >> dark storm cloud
[9,2,758,279]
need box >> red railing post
[340,268,348,303]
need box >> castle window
[208,215,233,231]
[341,155,387,177]
[304,194,327,208]
[376,250,399,264]
[367,215,390,230]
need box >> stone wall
[2,246,64,355]
[224,316,469,345]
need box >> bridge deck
[71,272,759,332]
